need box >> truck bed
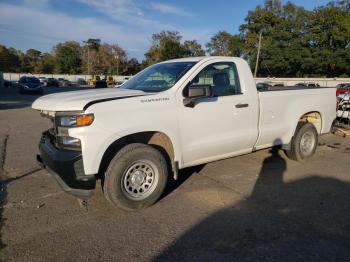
[255,86,336,149]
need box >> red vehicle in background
[336,83,350,96]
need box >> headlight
[57,136,81,151]
[55,113,94,127]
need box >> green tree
[237,0,350,77]
[206,31,243,57]
[35,53,55,74]
[26,48,41,59]
[307,2,350,76]
[144,31,184,65]
[92,43,127,74]
[160,39,184,61]
[183,40,205,57]
[54,41,82,74]
[0,45,20,72]
[206,31,232,56]
[125,58,141,75]
[332,0,350,12]
[84,38,101,51]
[83,38,101,74]
[238,1,312,76]
[25,48,42,73]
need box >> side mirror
[183,85,212,108]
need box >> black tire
[285,122,318,162]
[103,143,168,210]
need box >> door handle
[235,103,249,108]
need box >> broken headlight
[56,136,81,151]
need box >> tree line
[0,39,141,76]
[0,0,349,77]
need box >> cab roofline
[158,56,241,64]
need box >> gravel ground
[0,86,350,261]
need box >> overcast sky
[0,0,330,61]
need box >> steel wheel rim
[121,160,159,200]
[300,131,316,156]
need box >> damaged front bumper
[37,131,96,199]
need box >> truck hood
[32,88,148,112]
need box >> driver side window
[191,62,241,97]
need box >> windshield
[122,62,196,92]
[23,77,40,83]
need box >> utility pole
[83,41,90,75]
[254,31,262,78]
[116,54,119,76]
[87,47,90,75]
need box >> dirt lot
[1,86,350,261]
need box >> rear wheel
[285,122,318,161]
[103,143,168,210]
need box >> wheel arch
[297,111,322,134]
[98,131,177,179]
[283,111,322,150]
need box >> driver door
[177,61,257,167]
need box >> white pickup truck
[33,57,336,210]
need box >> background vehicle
[57,78,71,87]
[295,82,320,87]
[95,79,107,88]
[336,83,350,96]
[103,76,115,86]
[4,79,12,87]
[60,79,74,87]
[337,93,350,119]
[114,80,126,88]
[88,75,100,86]
[114,77,131,88]
[46,78,59,87]
[33,57,336,211]
[256,82,271,91]
[256,82,284,91]
[38,77,47,86]
[57,78,65,83]
[5,80,20,88]
[18,76,43,95]
[77,78,87,85]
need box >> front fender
[70,127,182,175]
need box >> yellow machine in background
[104,76,115,86]
[88,75,115,87]
[88,75,100,86]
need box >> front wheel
[285,122,318,161]
[103,143,168,210]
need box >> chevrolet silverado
[32,57,336,210]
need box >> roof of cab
[159,56,239,63]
